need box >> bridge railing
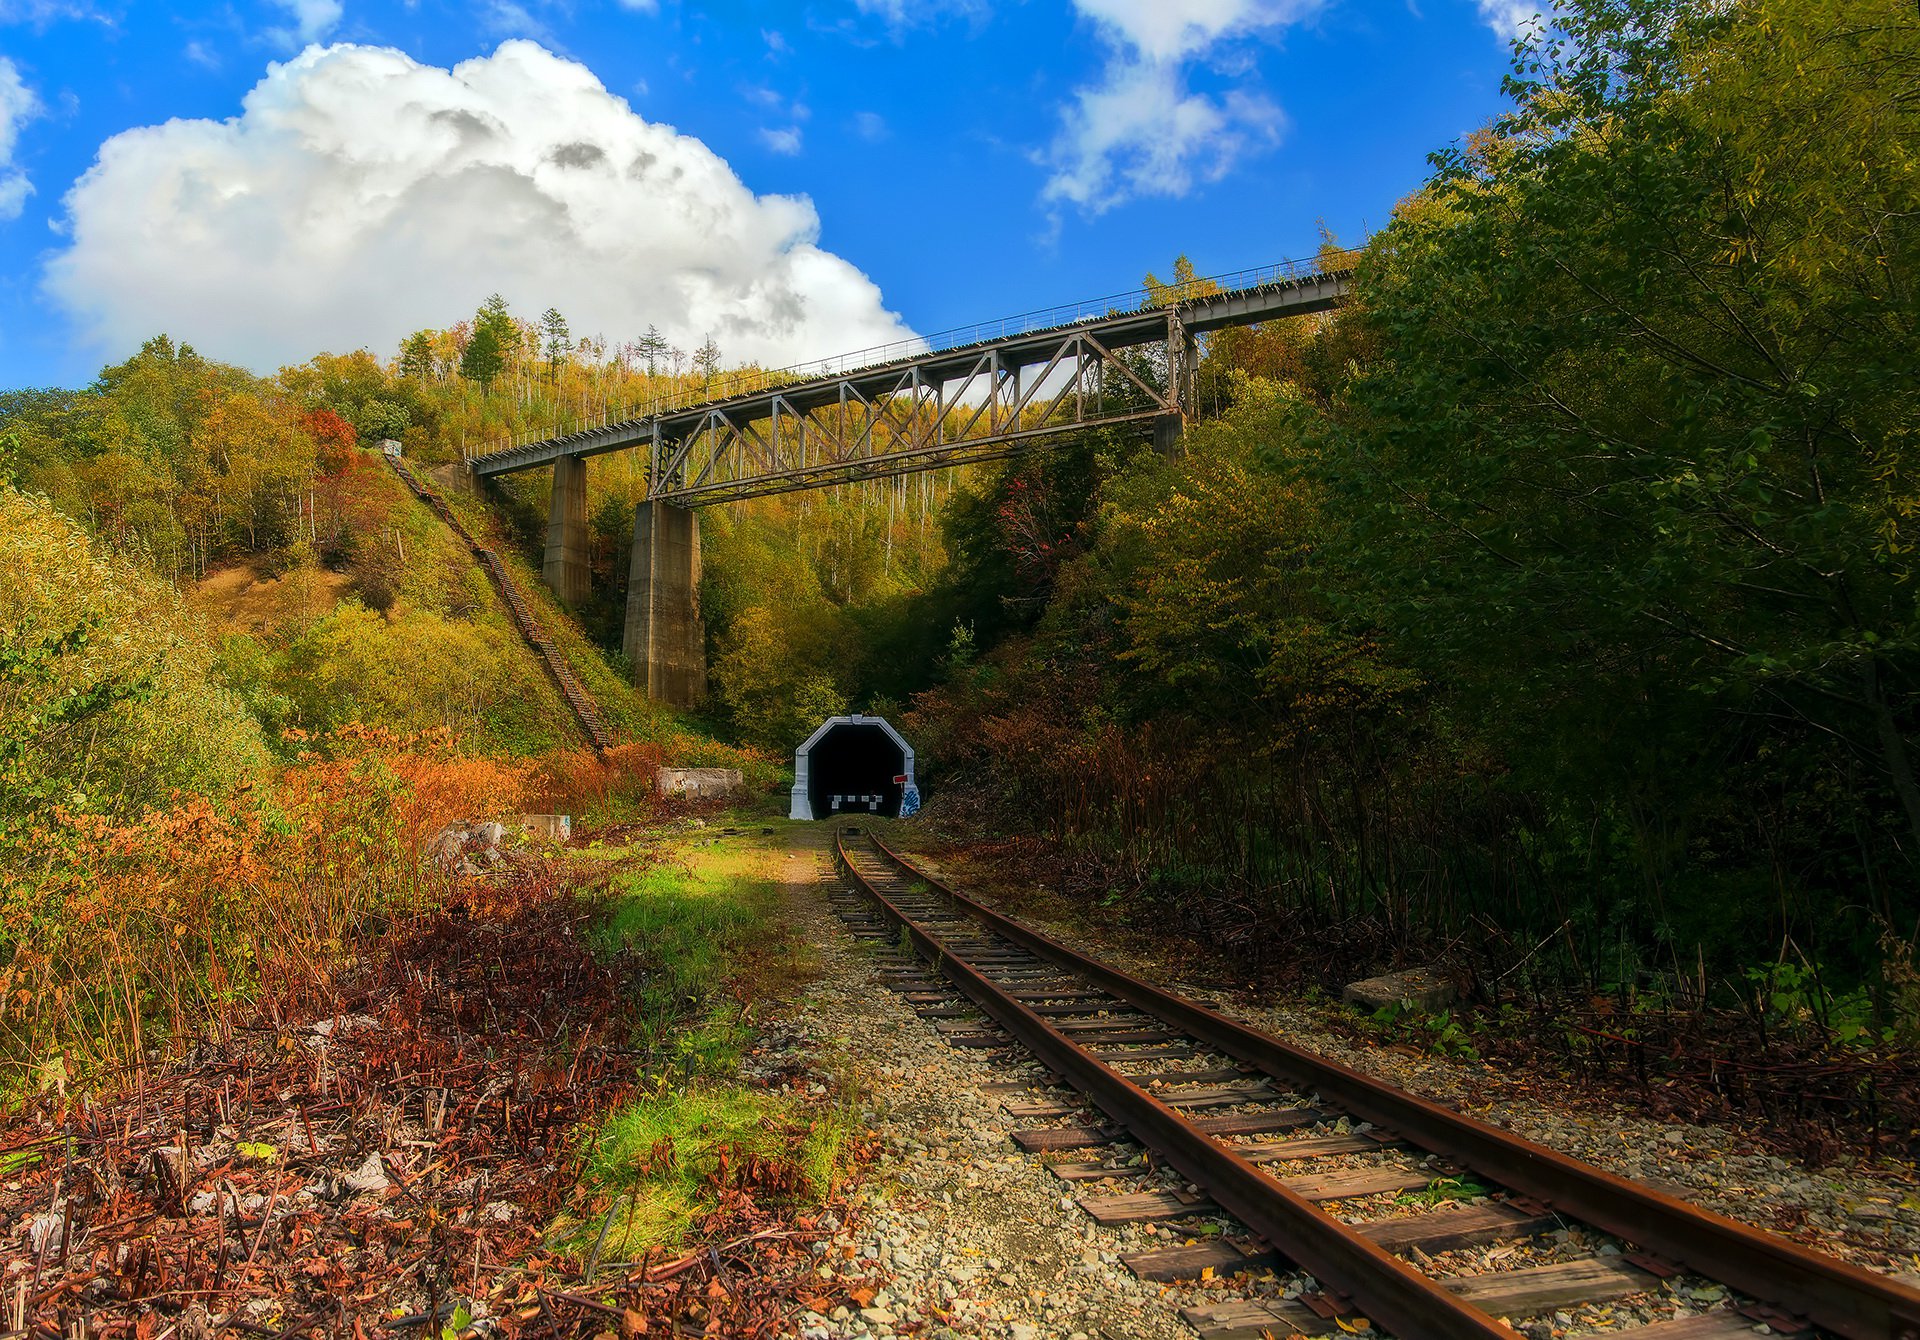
[480,249,1362,458]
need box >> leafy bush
[0,486,269,840]
[0,726,525,1088]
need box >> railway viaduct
[463,253,1356,709]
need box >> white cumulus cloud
[1476,0,1544,38]
[269,0,342,46]
[757,124,803,155]
[44,41,916,372]
[0,56,40,221]
[1043,0,1320,215]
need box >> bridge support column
[1154,313,1199,456]
[624,501,706,708]
[1153,414,1185,455]
[542,454,591,608]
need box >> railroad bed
[830,831,1920,1340]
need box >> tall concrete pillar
[542,454,591,608]
[1153,413,1186,455]
[624,500,706,708]
[1154,315,1199,456]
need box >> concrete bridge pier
[542,454,591,608]
[1155,313,1199,456]
[1153,413,1185,455]
[624,500,706,708]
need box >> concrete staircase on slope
[384,454,615,756]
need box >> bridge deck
[469,258,1353,504]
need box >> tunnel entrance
[790,715,919,821]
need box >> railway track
[830,830,1920,1340]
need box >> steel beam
[471,265,1354,502]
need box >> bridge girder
[468,263,1352,506]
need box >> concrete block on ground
[518,813,572,841]
[1342,967,1459,1013]
[428,460,481,499]
[656,767,744,799]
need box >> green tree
[399,330,436,383]
[635,324,669,377]
[460,294,516,391]
[540,307,571,386]
[0,486,269,836]
[1319,0,1920,934]
[354,397,411,446]
[459,323,504,391]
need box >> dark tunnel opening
[806,722,907,819]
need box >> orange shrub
[524,741,666,824]
[0,726,526,1093]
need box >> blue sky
[0,0,1532,389]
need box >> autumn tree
[1143,254,1217,308]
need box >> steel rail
[842,832,1920,1340]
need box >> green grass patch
[568,1085,856,1256]
[571,830,850,1255]
[1398,1175,1492,1207]
[596,837,799,1081]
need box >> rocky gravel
[756,831,1199,1339]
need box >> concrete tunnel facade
[790,715,920,821]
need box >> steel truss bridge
[468,252,1356,507]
